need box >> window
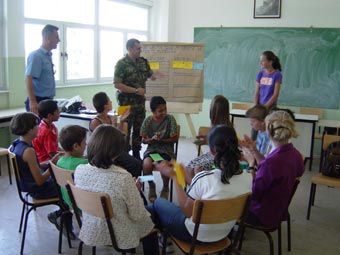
[0,0,4,89]
[24,0,150,86]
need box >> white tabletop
[318,119,340,128]
[230,109,318,122]
[0,108,25,120]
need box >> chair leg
[58,214,64,254]
[287,213,291,251]
[307,183,316,220]
[263,231,274,255]
[311,183,317,206]
[237,226,246,251]
[277,225,282,255]
[78,241,83,255]
[19,203,26,233]
[6,154,12,185]
[20,206,36,255]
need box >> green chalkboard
[194,27,340,109]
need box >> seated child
[89,92,129,134]
[141,96,178,202]
[147,125,252,243]
[56,125,88,240]
[74,125,159,254]
[240,104,270,164]
[186,95,232,178]
[89,92,142,178]
[32,99,62,163]
[9,112,63,229]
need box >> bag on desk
[322,141,340,178]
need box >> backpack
[322,141,340,178]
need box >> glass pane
[100,31,124,78]
[99,0,148,31]
[24,23,60,82]
[127,33,148,42]
[25,0,94,25]
[66,28,94,80]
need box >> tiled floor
[0,138,340,255]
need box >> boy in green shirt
[57,125,88,239]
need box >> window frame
[24,0,150,87]
[0,0,5,90]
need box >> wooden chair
[196,126,210,156]
[65,182,129,255]
[307,134,340,220]
[49,161,75,253]
[8,150,61,255]
[161,192,252,255]
[232,102,253,110]
[238,179,300,255]
[0,147,12,184]
[299,107,323,139]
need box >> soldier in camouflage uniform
[113,38,157,160]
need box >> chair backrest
[232,103,253,110]
[287,179,300,209]
[188,192,251,254]
[66,181,121,251]
[322,134,340,151]
[174,125,181,159]
[192,192,252,224]
[49,161,74,187]
[299,107,323,119]
[66,181,113,219]
[7,148,29,204]
[198,126,210,137]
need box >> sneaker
[158,235,174,254]
[56,217,77,241]
[160,187,169,200]
[148,185,157,203]
[48,211,60,230]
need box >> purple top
[256,69,282,105]
[249,143,304,229]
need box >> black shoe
[56,217,77,240]
[48,211,60,230]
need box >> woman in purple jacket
[243,110,304,229]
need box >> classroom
[0,0,340,254]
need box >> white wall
[167,0,340,42]
[155,0,340,137]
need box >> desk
[0,108,25,127]
[55,112,96,139]
[318,119,340,129]
[230,109,318,171]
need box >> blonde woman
[243,110,304,228]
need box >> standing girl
[254,51,282,109]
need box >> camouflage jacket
[114,54,153,89]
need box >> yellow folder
[117,105,131,115]
[173,161,185,187]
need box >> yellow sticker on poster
[149,62,160,70]
[172,61,193,69]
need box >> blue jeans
[146,198,193,243]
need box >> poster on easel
[141,42,204,104]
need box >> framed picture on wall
[254,0,281,18]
